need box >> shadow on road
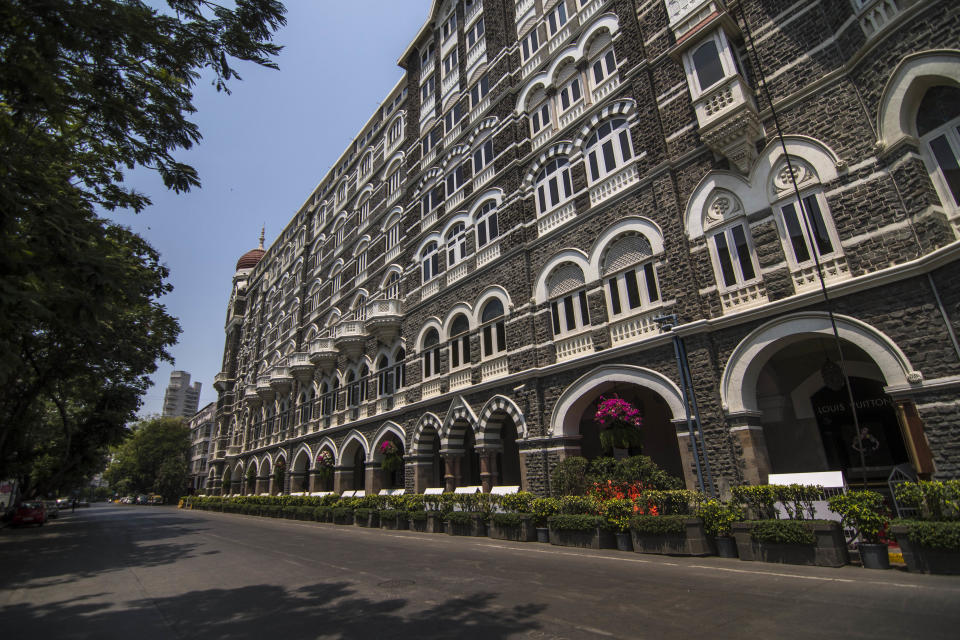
[1,580,546,639]
[0,506,216,590]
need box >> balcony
[470,96,490,123]
[609,310,659,347]
[244,384,261,408]
[465,0,481,24]
[555,332,594,362]
[591,75,621,103]
[422,377,444,399]
[537,201,576,237]
[473,164,495,189]
[334,320,367,359]
[213,372,233,393]
[589,162,639,206]
[465,39,486,71]
[256,376,275,403]
[269,366,293,396]
[449,368,472,391]
[446,260,469,286]
[695,75,763,174]
[476,241,500,267]
[288,352,314,385]
[481,355,509,382]
[422,278,440,300]
[720,282,768,314]
[309,338,338,374]
[365,298,402,344]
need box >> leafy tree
[0,1,287,487]
[104,415,191,501]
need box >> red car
[12,501,47,527]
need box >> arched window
[358,195,371,227]
[703,190,760,293]
[475,200,499,248]
[394,347,406,390]
[421,241,441,283]
[352,294,367,321]
[377,355,392,396]
[385,213,401,251]
[360,153,372,177]
[389,117,403,145]
[602,234,660,319]
[422,328,442,379]
[449,314,471,369]
[480,298,506,358]
[591,48,617,86]
[585,118,633,183]
[535,158,573,215]
[916,85,960,208]
[319,381,333,416]
[386,271,401,300]
[771,160,842,271]
[347,365,368,407]
[473,137,495,174]
[547,263,590,336]
[530,100,551,136]
[446,222,468,267]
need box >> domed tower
[210,229,266,493]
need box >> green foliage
[894,481,960,521]
[379,509,406,521]
[491,512,530,528]
[731,485,777,520]
[828,491,890,544]
[551,457,591,496]
[697,499,744,538]
[630,514,688,536]
[547,514,606,531]
[557,495,597,515]
[731,484,822,520]
[103,416,190,501]
[409,510,428,522]
[598,498,633,532]
[894,520,960,550]
[331,507,354,524]
[599,424,643,452]
[531,497,560,527]
[0,0,286,493]
[750,520,817,545]
[444,511,475,526]
[403,494,426,512]
[314,506,333,522]
[640,490,703,516]
[500,491,535,514]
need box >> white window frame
[479,299,506,359]
[472,138,494,173]
[534,158,574,216]
[546,1,568,37]
[520,28,540,62]
[421,329,442,379]
[445,222,468,267]
[421,241,441,283]
[681,30,739,99]
[470,75,489,108]
[475,200,499,249]
[530,101,551,135]
[386,219,401,251]
[467,16,485,50]
[708,222,760,292]
[604,261,661,320]
[550,289,590,337]
[919,110,960,211]
[442,13,457,41]
[558,75,582,114]
[448,315,471,370]
[443,49,458,78]
[773,189,842,270]
[585,118,634,183]
[421,75,435,101]
[591,47,617,86]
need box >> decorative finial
[258,225,265,250]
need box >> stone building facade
[187,402,216,492]
[162,370,202,418]
[206,0,960,498]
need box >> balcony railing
[449,368,472,390]
[334,320,367,359]
[422,378,443,399]
[481,355,509,382]
[555,331,594,362]
[365,299,402,343]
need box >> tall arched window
[449,314,471,369]
[585,118,633,183]
[422,328,442,379]
[421,241,441,282]
[547,263,590,336]
[394,347,406,390]
[602,234,660,319]
[446,222,468,267]
[347,365,368,407]
[535,158,573,215]
[771,160,842,272]
[475,200,499,249]
[386,272,401,300]
[916,85,960,208]
[480,298,506,358]
[691,40,724,92]
[377,355,392,396]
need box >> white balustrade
[481,355,509,382]
[474,164,495,188]
[592,75,621,103]
[555,332,594,362]
[537,201,576,236]
[422,278,440,300]
[476,241,501,267]
[720,282,768,313]
[446,261,469,285]
[422,378,443,399]
[589,163,639,206]
[609,311,658,347]
[449,368,472,390]
[558,102,585,129]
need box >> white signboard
[768,471,846,523]
[454,486,482,494]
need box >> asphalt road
[2,504,959,639]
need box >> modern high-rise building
[207,0,960,498]
[162,370,202,418]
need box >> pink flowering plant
[316,450,334,479]
[594,396,643,452]
[380,441,403,473]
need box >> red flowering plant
[594,396,643,452]
[379,441,403,473]
[590,480,659,531]
[316,450,334,479]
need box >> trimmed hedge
[548,514,607,532]
[409,510,429,522]
[894,520,960,550]
[331,507,354,524]
[630,514,688,536]
[749,520,819,545]
[444,512,475,526]
[491,513,531,528]
[379,509,407,520]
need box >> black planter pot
[859,543,891,570]
[891,524,960,574]
[549,527,617,549]
[731,521,849,567]
[488,517,537,542]
[409,517,428,532]
[714,536,739,558]
[536,527,550,543]
[615,532,633,552]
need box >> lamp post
[653,314,716,497]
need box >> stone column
[727,413,772,486]
[443,453,462,492]
[478,450,500,493]
[672,420,701,493]
[365,463,383,496]
[412,457,433,493]
[333,467,350,494]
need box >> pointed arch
[877,50,960,151]
[371,421,407,457]
[337,430,370,465]
[313,437,339,468]
[477,395,528,443]
[411,412,443,456]
[440,396,480,448]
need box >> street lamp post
[653,314,716,497]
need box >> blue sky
[120,1,433,416]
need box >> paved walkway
[2,504,959,639]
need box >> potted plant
[828,491,891,569]
[316,450,334,486]
[595,396,643,456]
[629,490,713,556]
[487,492,536,542]
[890,480,960,574]
[380,441,403,474]
[547,514,616,549]
[531,497,559,543]
[599,498,634,551]
[698,498,742,558]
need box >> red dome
[235,248,265,270]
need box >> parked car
[12,502,47,527]
[43,500,59,519]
